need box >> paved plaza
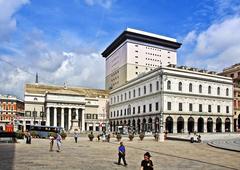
[0,135,240,170]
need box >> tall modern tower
[102,28,182,90]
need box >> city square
[0,134,240,170]
[1,1,240,170]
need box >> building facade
[108,65,233,134]
[102,28,182,90]
[0,95,24,131]
[24,84,109,132]
[219,63,240,131]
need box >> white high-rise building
[102,28,182,90]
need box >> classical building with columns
[23,84,109,132]
[108,65,233,134]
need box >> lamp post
[159,64,165,142]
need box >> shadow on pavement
[0,143,15,170]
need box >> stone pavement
[0,136,240,170]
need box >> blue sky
[0,0,240,98]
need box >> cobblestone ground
[0,137,239,170]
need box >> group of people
[118,142,154,170]
[49,133,62,152]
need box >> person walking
[56,133,62,152]
[49,134,55,151]
[74,131,79,143]
[118,142,127,166]
[141,152,153,170]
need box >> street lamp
[159,64,164,142]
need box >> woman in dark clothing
[141,152,153,170]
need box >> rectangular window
[217,105,220,113]
[226,106,229,113]
[144,86,146,94]
[189,103,193,111]
[208,105,211,112]
[149,84,152,93]
[129,91,131,99]
[124,93,127,100]
[156,81,159,91]
[143,105,146,113]
[133,89,136,98]
[117,111,119,117]
[121,94,123,102]
[133,107,135,114]
[138,106,141,113]
[138,88,141,96]
[114,111,115,117]
[149,104,152,112]
[179,103,182,111]
[124,109,126,115]
[167,102,171,110]
[155,102,159,111]
[199,104,202,112]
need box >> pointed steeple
[35,72,39,84]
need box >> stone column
[76,109,79,121]
[152,118,155,133]
[194,122,198,132]
[46,107,50,126]
[213,122,216,132]
[68,108,71,130]
[184,120,188,134]
[222,122,225,132]
[173,121,177,133]
[81,109,85,131]
[61,108,64,129]
[54,107,57,127]
[204,122,207,133]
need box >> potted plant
[16,130,24,139]
[116,133,122,141]
[48,132,57,138]
[139,133,145,141]
[60,132,67,139]
[88,133,94,141]
[30,131,37,138]
[128,133,134,141]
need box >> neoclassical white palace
[24,84,109,132]
[108,65,233,133]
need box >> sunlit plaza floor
[0,135,239,170]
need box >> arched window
[208,86,211,94]
[178,82,182,91]
[217,87,220,95]
[199,85,202,93]
[167,80,171,90]
[189,83,192,92]
[226,88,229,96]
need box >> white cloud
[84,0,114,9]
[0,0,29,41]
[0,29,106,98]
[180,16,240,71]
